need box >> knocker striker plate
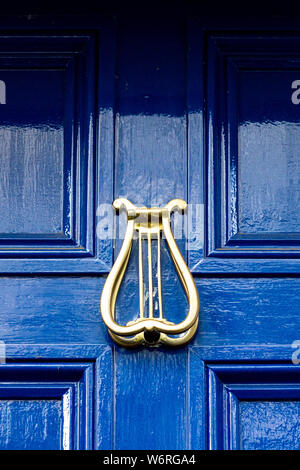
[100,198,199,347]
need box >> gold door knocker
[100,198,199,347]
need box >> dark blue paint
[190,33,300,272]
[0,32,114,271]
[204,364,300,450]
[0,361,101,449]
[0,6,299,450]
[0,68,67,238]
[115,349,188,450]
[238,70,300,234]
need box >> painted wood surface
[0,5,299,450]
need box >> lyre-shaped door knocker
[100,198,199,347]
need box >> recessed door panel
[239,401,300,450]
[239,70,300,235]
[0,69,65,237]
[190,33,300,272]
[0,32,114,273]
[0,399,64,450]
[0,362,96,450]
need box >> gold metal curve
[100,199,199,347]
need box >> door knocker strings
[100,198,199,347]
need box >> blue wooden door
[1,5,300,450]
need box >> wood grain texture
[0,70,64,235]
[1,276,300,347]
[0,30,114,273]
[0,361,98,450]
[115,19,186,207]
[0,7,300,451]
[0,399,63,450]
[190,31,300,273]
[202,363,300,450]
[194,277,300,347]
[0,277,106,344]
[115,349,188,450]
[239,401,300,450]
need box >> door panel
[206,362,300,450]
[0,68,65,236]
[189,350,300,450]
[239,401,300,450]
[0,363,95,450]
[0,345,113,450]
[238,69,300,234]
[0,399,63,450]
[0,29,115,273]
[190,31,300,272]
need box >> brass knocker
[100,198,199,347]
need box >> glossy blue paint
[0,30,115,273]
[0,68,66,237]
[205,363,300,450]
[191,32,300,272]
[0,5,300,451]
[0,359,106,449]
[115,349,188,450]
